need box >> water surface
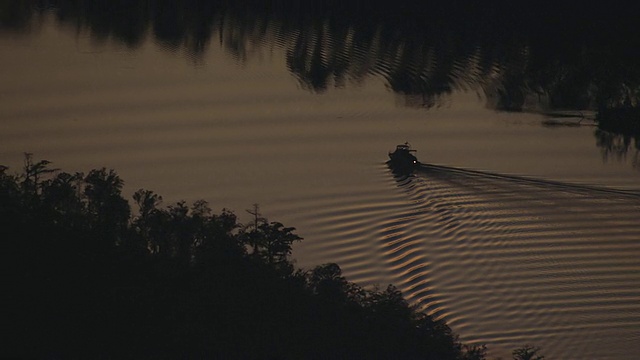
[2,4,640,359]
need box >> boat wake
[380,163,640,359]
[281,162,640,359]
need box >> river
[2,3,640,358]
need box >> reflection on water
[3,0,640,159]
[299,164,640,359]
[405,165,640,359]
[3,2,640,359]
[596,108,640,168]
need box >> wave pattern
[403,165,640,359]
[288,164,640,360]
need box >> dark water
[2,2,640,358]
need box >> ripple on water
[281,163,640,360]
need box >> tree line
[2,154,543,359]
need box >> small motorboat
[387,142,419,174]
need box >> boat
[387,142,419,174]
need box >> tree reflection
[7,1,638,107]
[596,107,640,168]
[3,1,640,161]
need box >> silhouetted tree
[40,171,87,231]
[84,168,130,249]
[240,204,302,273]
[20,152,57,197]
[133,188,163,217]
[308,262,350,303]
[3,155,539,359]
[462,344,488,360]
[242,203,266,253]
[513,345,545,360]
[192,207,243,267]
[255,221,302,269]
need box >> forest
[2,154,545,359]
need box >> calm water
[2,3,640,359]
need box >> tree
[3,156,537,359]
[133,189,170,256]
[256,221,302,267]
[0,164,21,222]
[513,345,544,360]
[308,263,349,302]
[239,204,302,271]
[366,284,412,321]
[192,207,244,267]
[41,171,87,231]
[242,203,267,254]
[462,344,488,360]
[133,188,163,218]
[83,168,130,249]
[21,152,57,196]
